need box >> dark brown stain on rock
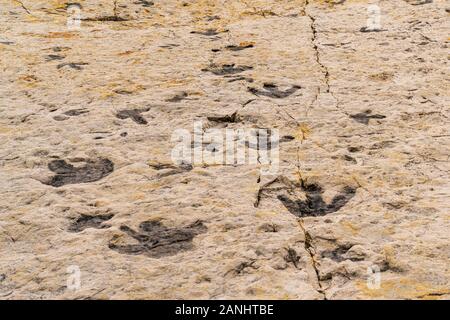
[248,83,301,98]
[350,110,386,124]
[116,107,150,125]
[42,158,114,187]
[202,63,253,76]
[109,220,207,258]
[277,182,356,217]
[68,213,114,232]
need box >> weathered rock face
[0,0,448,300]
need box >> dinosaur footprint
[42,158,114,187]
[68,213,114,232]
[277,183,356,217]
[109,220,207,258]
[350,110,386,124]
[248,83,301,98]
[116,107,150,125]
[202,63,253,76]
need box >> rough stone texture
[0,0,449,299]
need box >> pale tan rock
[0,0,448,300]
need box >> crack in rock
[109,220,207,258]
[245,130,295,151]
[254,175,297,208]
[298,220,327,299]
[305,0,330,93]
[14,0,32,15]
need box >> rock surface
[0,0,449,299]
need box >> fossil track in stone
[57,62,89,70]
[225,43,254,51]
[42,158,114,187]
[109,220,207,258]
[148,161,193,179]
[116,107,151,125]
[191,29,227,36]
[277,183,356,217]
[68,213,114,232]
[248,83,301,99]
[3,0,448,300]
[202,64,253,76]
[350,110,386,124]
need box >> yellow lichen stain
[131,58,144,65]
[295,123,311,142]
[157,78,194,88]
[117,50,135,56]
[139,181,162,191]
[97,90,114,100]
[115,83,146,94]
[213,201,229,209]
[94,80,147,99]
[48,0,69,9]
[191,169,211,176]
[110,24,138,31]
[369,71,394,81]
[131,193,146,201]
[340,220,360,236]
[18,74,40,88]
[382,226,395,236]
[255,211,278,218]
[239,41,256,47]
[384,151,408,163]
[93,200,109,207]
[45,32,79,39]
[0,126,13,134]
[356,277,449,300]
[406,219,429,229]
[383,211,394,220]
[245,286,268,298]
[24,15,44,23]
